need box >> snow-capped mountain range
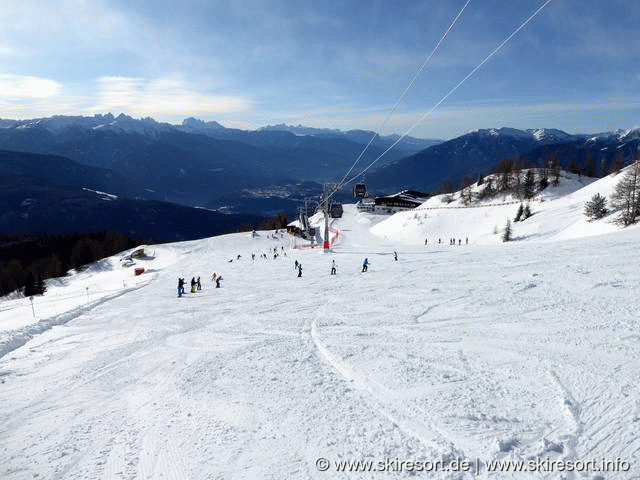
[1,114,639,232]
[367,126,640,194]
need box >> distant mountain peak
[469,127,580,144]
[181,117,225,131]
[259,124,344,136]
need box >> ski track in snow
[1,197,640,479]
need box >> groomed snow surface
[1,171,640,479]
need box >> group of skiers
[424,237,471,246]
[239,246,287,262]
[177,274,222,297]
[433,237,469,245]
[292,256,373,276]
[176,234,419,296]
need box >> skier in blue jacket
[362,258,369,272]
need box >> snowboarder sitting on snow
[362,258,369,272]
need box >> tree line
[0,231,146,297]
[228,212,289,233]
[438,150,632,207]
[1,212,292,298]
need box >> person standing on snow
[215,276,223,288]
[331,259,336,275]
[394,251,398,261]
[177,278,185,297]
[297,263,303,277]
[362,258,369,272]
[196,276,201,291]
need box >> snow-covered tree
[584,193,608,221]
[537,166,549,190]
[460,175,474,204]
[522,170,536,199]
[502,219,512,242]
[611,160,640,226]
[548,153,560,186]
[478,178,496,199]
[496,157,514,192]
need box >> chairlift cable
[332,0,472,197]
[341,0,555,189]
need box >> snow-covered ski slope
[371,172,623,245]
[1,171,640,479]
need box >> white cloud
[0,43,18,56]
[0,74,62,98]
[90,76,251,117]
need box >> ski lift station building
[357,190,429,214]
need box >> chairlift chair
[354,183,367,198]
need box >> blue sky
[1,0,638,139]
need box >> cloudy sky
[1,0,638,139]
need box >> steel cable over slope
[330,0,473,202]
[339,0,555,193]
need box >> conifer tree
[548,153,561,186]
[502,219,512,242]
[584,193,608,221]
[523,170,535,199]
[611,160,640,226]
[479,178,495,199]
[538,175,549,190]
[514,203,524,222]
[23,271,36,297]
[35,275,46,295]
